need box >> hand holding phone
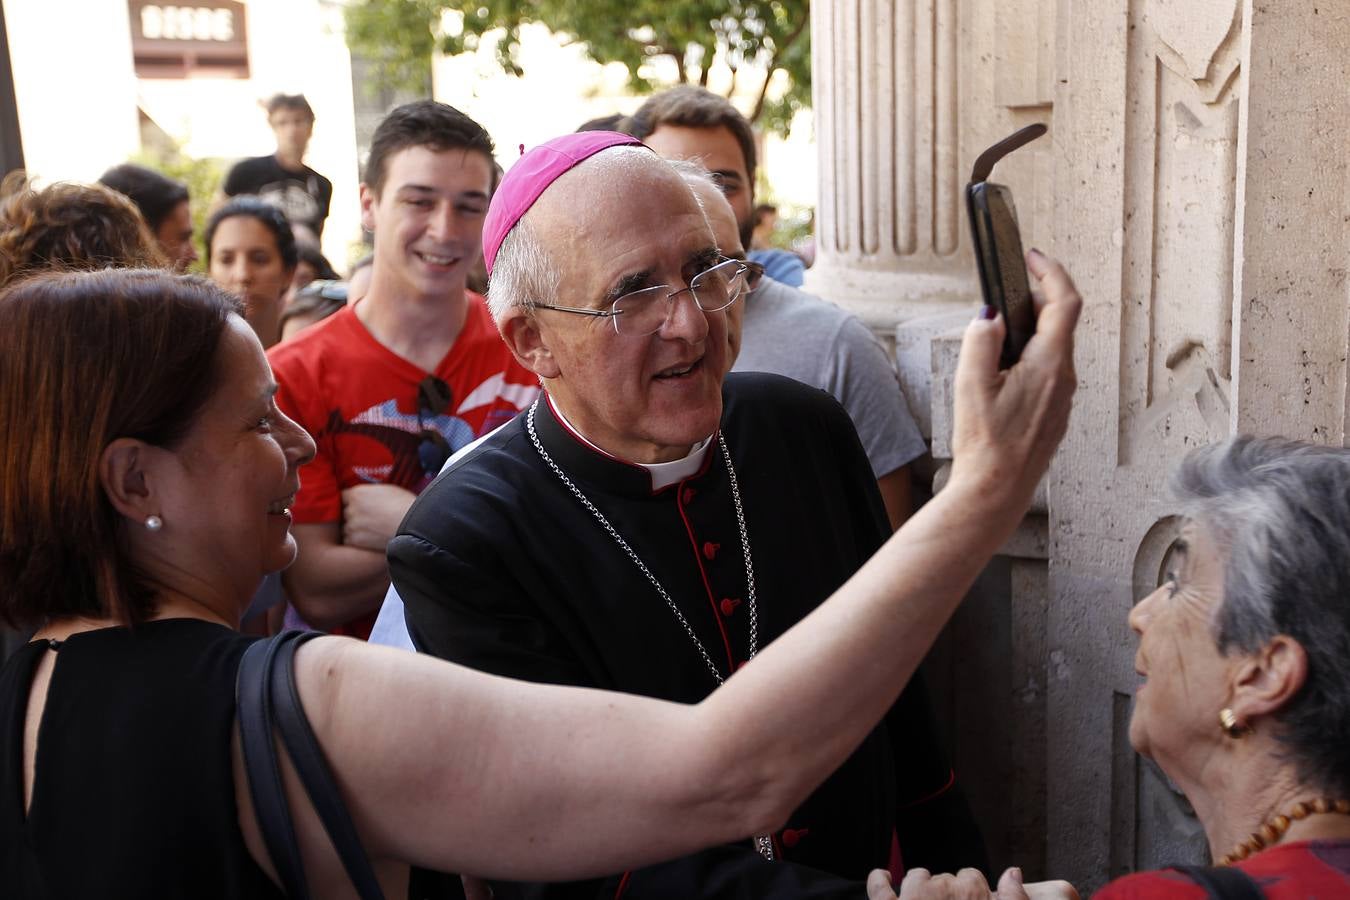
[965,124,1047,369]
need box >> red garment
[1094,840,1350,898]
[268,295,539,637]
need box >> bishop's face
[527,158,729,463]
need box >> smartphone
[965,123,1046,369]
[966,182,1036,369]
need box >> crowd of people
[0,81,1347,900]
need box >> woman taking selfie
[0,263,1079,897]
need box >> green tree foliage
[345,0,811,135]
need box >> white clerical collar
[549,397,714,491]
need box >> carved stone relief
[995,0,1056,109]
[1118,0,1242,463]
[1121,517,1210,869]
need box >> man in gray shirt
[632,86,926,527]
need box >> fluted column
[807,0,971,331]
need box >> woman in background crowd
[206,196,296,349]
[0,173,165,286]
[290,242,339,296]
[280,278,346,342]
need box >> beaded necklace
[1219,798,1350,865]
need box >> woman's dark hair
[205,196,299,271]
[296,243,340,281]
[0,173,167,286]
[97,163,190,232]
[0,269,242,628]
[280,279,346,335]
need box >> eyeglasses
[742,260,765,291]
[530,257,755,336]
[416,375,452,476]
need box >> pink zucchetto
[482,131,648,274]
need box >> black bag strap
[1172,865,1265,900]
[237,630,386,900]
[237,634,310,900]
[269,632,386,899]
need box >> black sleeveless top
[0,618,285,899]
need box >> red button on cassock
[703,541,720,560]
[720,597,741,616]
[682,487,696,505]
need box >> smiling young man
[268,102,538,638]
[386,133,984,898]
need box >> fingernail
[979,305,997,321]
[1028,247,1046,261]
[1010,867,1024,885]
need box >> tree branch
[749,13,810,123]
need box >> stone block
[894,308,976,440]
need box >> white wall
[6,0,362,268]
[4,0,142,182]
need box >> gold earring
[1219,707,1250,738]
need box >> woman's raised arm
[286,253,1080,884]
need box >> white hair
[486,215,558,321]
[664,156,719,204]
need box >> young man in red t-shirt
[268,102,538,638]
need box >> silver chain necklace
[525,400,775,861]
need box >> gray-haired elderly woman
[877,436,1350,899]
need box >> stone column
[809,0,1056,428]
[807,0,972,331]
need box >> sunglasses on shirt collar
[417,375,453,476]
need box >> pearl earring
[144,515,163,532]
[1219,707,1250,738]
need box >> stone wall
[808,0,1350,891]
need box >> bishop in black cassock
[389,372,986,899]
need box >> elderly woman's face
[1128,521,1235,773]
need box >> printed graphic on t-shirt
[256,180,321,231]
[317,376,530,494]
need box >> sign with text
[129,0,249,78]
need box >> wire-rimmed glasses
[530,257,756,336]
